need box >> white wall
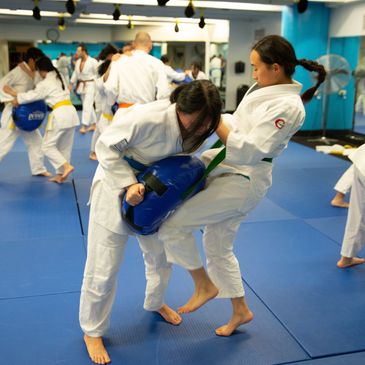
[330,2,365,38]
[0,23,112,43]
[225,15,281,111]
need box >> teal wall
[327,37,360,130]
[282,2,330,131]
[37,42,162,60]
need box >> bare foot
[331,199,349,208]
[337,256,365,268]
[215,310,254,337]
[89,152,98,161]
[34,171,52,177]
[60,163,74,182]
[80,125,87,134]
[178,284,218,314]
[87,124,96,132]
[49,174,64,184]
[84,335,111,364]
[157,304,182,325]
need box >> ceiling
[0,0,359,27]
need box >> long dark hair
[170,80,222,153]
[98,59,111,77]
[252,35,326,103]
[35,57,65,90]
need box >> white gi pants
[159,173,269,299]
[0,127,47,175]
[42,127,75,174]
[340,167,365,258]
[80,83,97,127]
[79,183,171,337]
[334,165,353,195]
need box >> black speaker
[235,61,245,73]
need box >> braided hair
[252,35,326,103]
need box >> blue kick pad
[102,239,309,365]
[0,235,85,299]
[234,219,365,357]
[0,179,81,241]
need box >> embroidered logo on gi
[113,138,128,152]
[275,118,285,129]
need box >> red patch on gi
[275,118,285,129]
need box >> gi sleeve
[17,80,49,104]
[95,107,141,191]
[225,99,304,165]
[0,69,16,102]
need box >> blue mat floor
[0,129,364,365]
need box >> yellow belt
[47,99,73,130]
[51,99,72,110]
[102,113,113,121]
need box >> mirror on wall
[353,37,365,135]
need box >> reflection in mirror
[354,38,365,135]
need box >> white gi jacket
[70,56,98,94]
[92,99,183,234]
[0,62,41,129]
[164,64,185,83]
[203,81,305,185]
[104,50,170,104]
[17,71,79,131]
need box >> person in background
[187,60,208,81]
[0,47,50,177]
[209,54,222,88]
[69,43,98,134]
[337,144,365,269]
[4,56,79,183]
[57,52,70,86]
[161,54,186,85]
[90,44,119,161]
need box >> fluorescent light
[0,8,71,17]
[92,0,283,12]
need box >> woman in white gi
[4,57,80,183]
[80,80,222,364]
[0,47,50,177]
[69,44,98,134]
[337,143,365,268]
[159,35,327,337]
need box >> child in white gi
[159,35,327,337]
[4,57,80,184]
[337,143,365,268]
[80,80,222,364]
[0,47,50,177]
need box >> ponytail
[54,67,65,90]
[296,59,326,103]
